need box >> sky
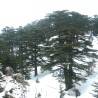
[0,0,98,31]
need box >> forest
[0,10,98,91]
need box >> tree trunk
[34,43,38,76]
[63,66,73,90]
[68,64,73,89]
[63,67,70,90]
[35,65,38,76]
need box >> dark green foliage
[92,15,98,36]
[0,24,46,78]
[0,87,4,93]
[9,88,13,93]
[2,95,8,98]
[0,10,97,89]
[41,10,97,90]
[74,89,81,98]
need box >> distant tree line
[0,10,98,90]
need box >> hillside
[0,37,98,98]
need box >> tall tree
[23,24,46,76]
[42,10,97,90]
[92,15,98,36]
[0,26,17,73]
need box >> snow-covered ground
[1,66,98,98]
[25,37,98,98]
[27,66,98,98]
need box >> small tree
[91,81,98,98]
[59,84,65,98]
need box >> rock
[12,73,24,83]
[12,73,29,86]
[74,89,81,98]
[22,81,30,86]
[0,71,4,79]
[0,71,3,76]
[5,67,14,76]
[36,78,40,83]
[3,91,15,98]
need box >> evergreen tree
[91,82,98,98]
[42,10,97,90]
[23,24,46,76]
[0,10,97,83]
[0,26,17,73]
[15,26,31,78]
[92,15,98,36]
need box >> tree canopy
[0,10,98,90]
